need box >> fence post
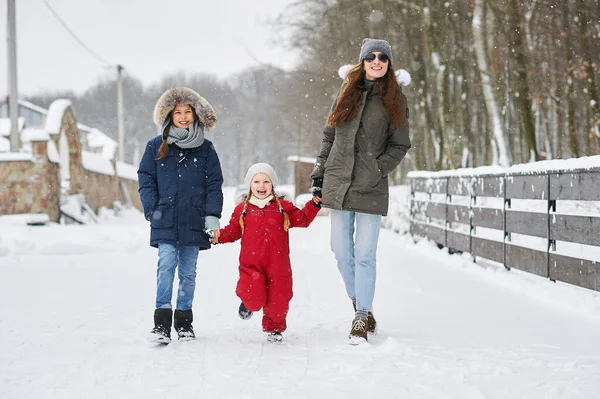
[503,175,511,271]
[547,173,556,280]
[409,177,414,238]
[445,177,449,249]
[470,176,475,261]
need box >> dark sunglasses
[364,53,389,63]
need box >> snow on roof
[81,150,115,176]
[116,161,138,181]
[77,122,96,134]
[16,99,48,115]
[287,155,317,164]
[0,152,33,162]
[85,127,117,159]
[2,100,118,160]
[0,99,48,115]
[0,136,9,152]
[45,99,73,134]
[408,155,600,179]
[21,128,51,143]
[0,117,25,136]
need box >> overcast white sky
[1,0,297,96]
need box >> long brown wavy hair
[327,62,405,128]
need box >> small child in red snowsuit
[213,162,321,342]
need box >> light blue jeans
[329,209,382,312]
[156,243,200,310]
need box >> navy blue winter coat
[137,135,224,249]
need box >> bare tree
[473,0,510,167]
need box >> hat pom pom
[395,69,411,86]
[338,65,353,81]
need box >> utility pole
[7,0,19,152]
[116,64,125,162]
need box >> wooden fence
[408,168,600,291]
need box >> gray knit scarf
[166,120,205,149]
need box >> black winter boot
[266,331,283,342]
[174,309,195,341]
[238,302,253,320]
[149,308,172,344]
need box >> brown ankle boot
[352,299,376,334]
[348,316,368,343]
[367,312,377,334]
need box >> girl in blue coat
[138,87,224,344]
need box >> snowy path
[2,191,600,398]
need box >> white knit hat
[244,163,279,186]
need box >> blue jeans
[156,243,199,310]
[329,209,381,312]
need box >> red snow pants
[235,243,293,333]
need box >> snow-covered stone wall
[0,100,141,221]
[0,140,61,221]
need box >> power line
[41,0,112,67]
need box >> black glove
[311,178,323,188]
[311,187,322,198]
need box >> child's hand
[211,230,220,244]
[204,229,219,244]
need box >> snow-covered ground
[1,186,600,399]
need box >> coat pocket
[150,197,175,229]
[352,153,382,189]
[189,196,206,231]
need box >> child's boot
[174,309,195,340]
[149,308,172,344]
[238,302,253,320]
[266,331,283,342]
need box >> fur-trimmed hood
[153,87,217,130]
[337,65,411,87]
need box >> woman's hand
[311,187,322,206]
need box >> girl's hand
[211,230,220,244]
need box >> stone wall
[0,158,38,215]
[120,178,142,210]
[32,141,61,221]
[82,170,121,213]
[0,140,61,221]
[49,107,84,195]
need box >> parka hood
[153,87,217,130]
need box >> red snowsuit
[219,198,320,333]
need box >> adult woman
[138,87,224,344]
[311,38,411,344]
